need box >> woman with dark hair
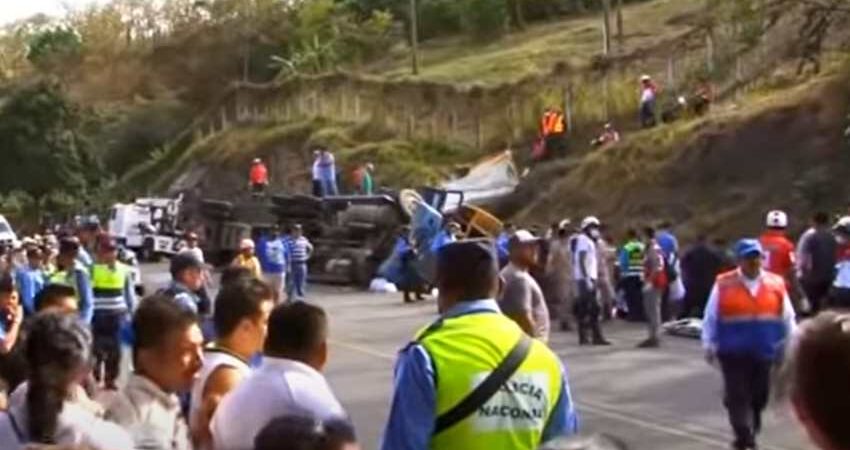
[0,313,131,448]
[254,415,359,450]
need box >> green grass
[371,0,702,84]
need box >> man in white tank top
[189,279,274,449]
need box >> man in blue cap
[702,239,797,450]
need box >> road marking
[330,338,799,450]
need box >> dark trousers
[574,282,604,343]
[620,276,645,321]
[92,310,125,386]
[803,278,833,314]
[719,354,772,450]
[828,287,850,309]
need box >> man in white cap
[572,217,610,345]
[232,238,262,280]
[499,229,550,342]
[639,75,658,128]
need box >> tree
[27,27,83,72]
[602,0,612,54]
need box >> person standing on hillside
[249,158,269,196]
[798,212,837,315]
[639,75,658,128]
[316,148,338,197]
[638,226,667,348]
[311,150,323,197]
[353,163,375,196]
[702,239,796,450]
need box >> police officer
[91,237,135,389]
[702,239,796,450]
[381,240,578,450]
[49,237,94,324]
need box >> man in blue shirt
[655,221,679,261]
[381,240,578,450]
[16,247,45,315]
[257,226,288,304]
[430,221,460,254]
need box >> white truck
[108,196,184,262]
[0,215,19,249]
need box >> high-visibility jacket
[549,113,565,134]
[620,240,645,279]
[540,112,554,136]
[416,311,563,450]
[91,263,130,312]
[716,270,787,360]
[759,230,795,279]
[48,263,93,323]
[249,163,268,185]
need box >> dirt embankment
[512,76,850,240]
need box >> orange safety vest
[549,113,565,134]
[716,270,787,359]
[540,111,554,136]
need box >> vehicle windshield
[0,221,11,233]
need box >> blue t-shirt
[257,236,287,274]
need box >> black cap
[437,239,498,285]
[170,253,204,277]
[58,237,80,255]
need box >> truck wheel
[140,238,156,262]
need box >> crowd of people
[0,203,848,450]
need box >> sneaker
[592,338,612,346]
[636,338,660,348]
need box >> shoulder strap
[433,334,533,435]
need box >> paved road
[141,264,814,450]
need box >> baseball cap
[58,237,81,255]
[509,229,540,246]
[170,253,204,277]
[240,238,255,250]
[437,239,498,283]
[99,238,118,252]
[735,239,764,259]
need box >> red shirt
[249,163,268,185]
[760,230,796,277]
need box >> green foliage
[460,0,508,39]
[0,81,100,199]
[27,27,83,71]
[419,0,464,40]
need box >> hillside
[510,70,850,239]
[371,0,702,84]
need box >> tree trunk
[602,0,612,55]
[615,0,624,44]
[510,0,526,31]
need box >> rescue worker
[639,75,658,128]
[572,217,610,346]
[249,158,269,195]
[50,237,94,324]
[543,108,567,158]
[232,238,262,280]
[381,240,578,450]
[759,210,803,311]
[702,239,796,450]
[617,229,645,321]
[90,237,135,390]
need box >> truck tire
[140,238,159,263]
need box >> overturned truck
[196,194,407,286]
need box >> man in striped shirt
[91,238,136,389]
[285,225,313,301]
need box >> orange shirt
[759,230,796,278]
[249,163,268,185]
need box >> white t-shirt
[0,401,133,450]
[572,234,599,281]
[190,347,252,447]
[211,357,346,450]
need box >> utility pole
[410,0,420,76]
[602,0,612,55]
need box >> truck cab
[0,215,18,249]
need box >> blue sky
[0,0,106,25]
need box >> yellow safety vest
[416,311,563,450]
[91,263,129,312]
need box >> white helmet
[581,216,601,230]
[640,74,652,82]
[766,210,788,229]
[834,216,850,235]
[239,238,255,250]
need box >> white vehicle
[108,196,184,261]
[0,215,19,249]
